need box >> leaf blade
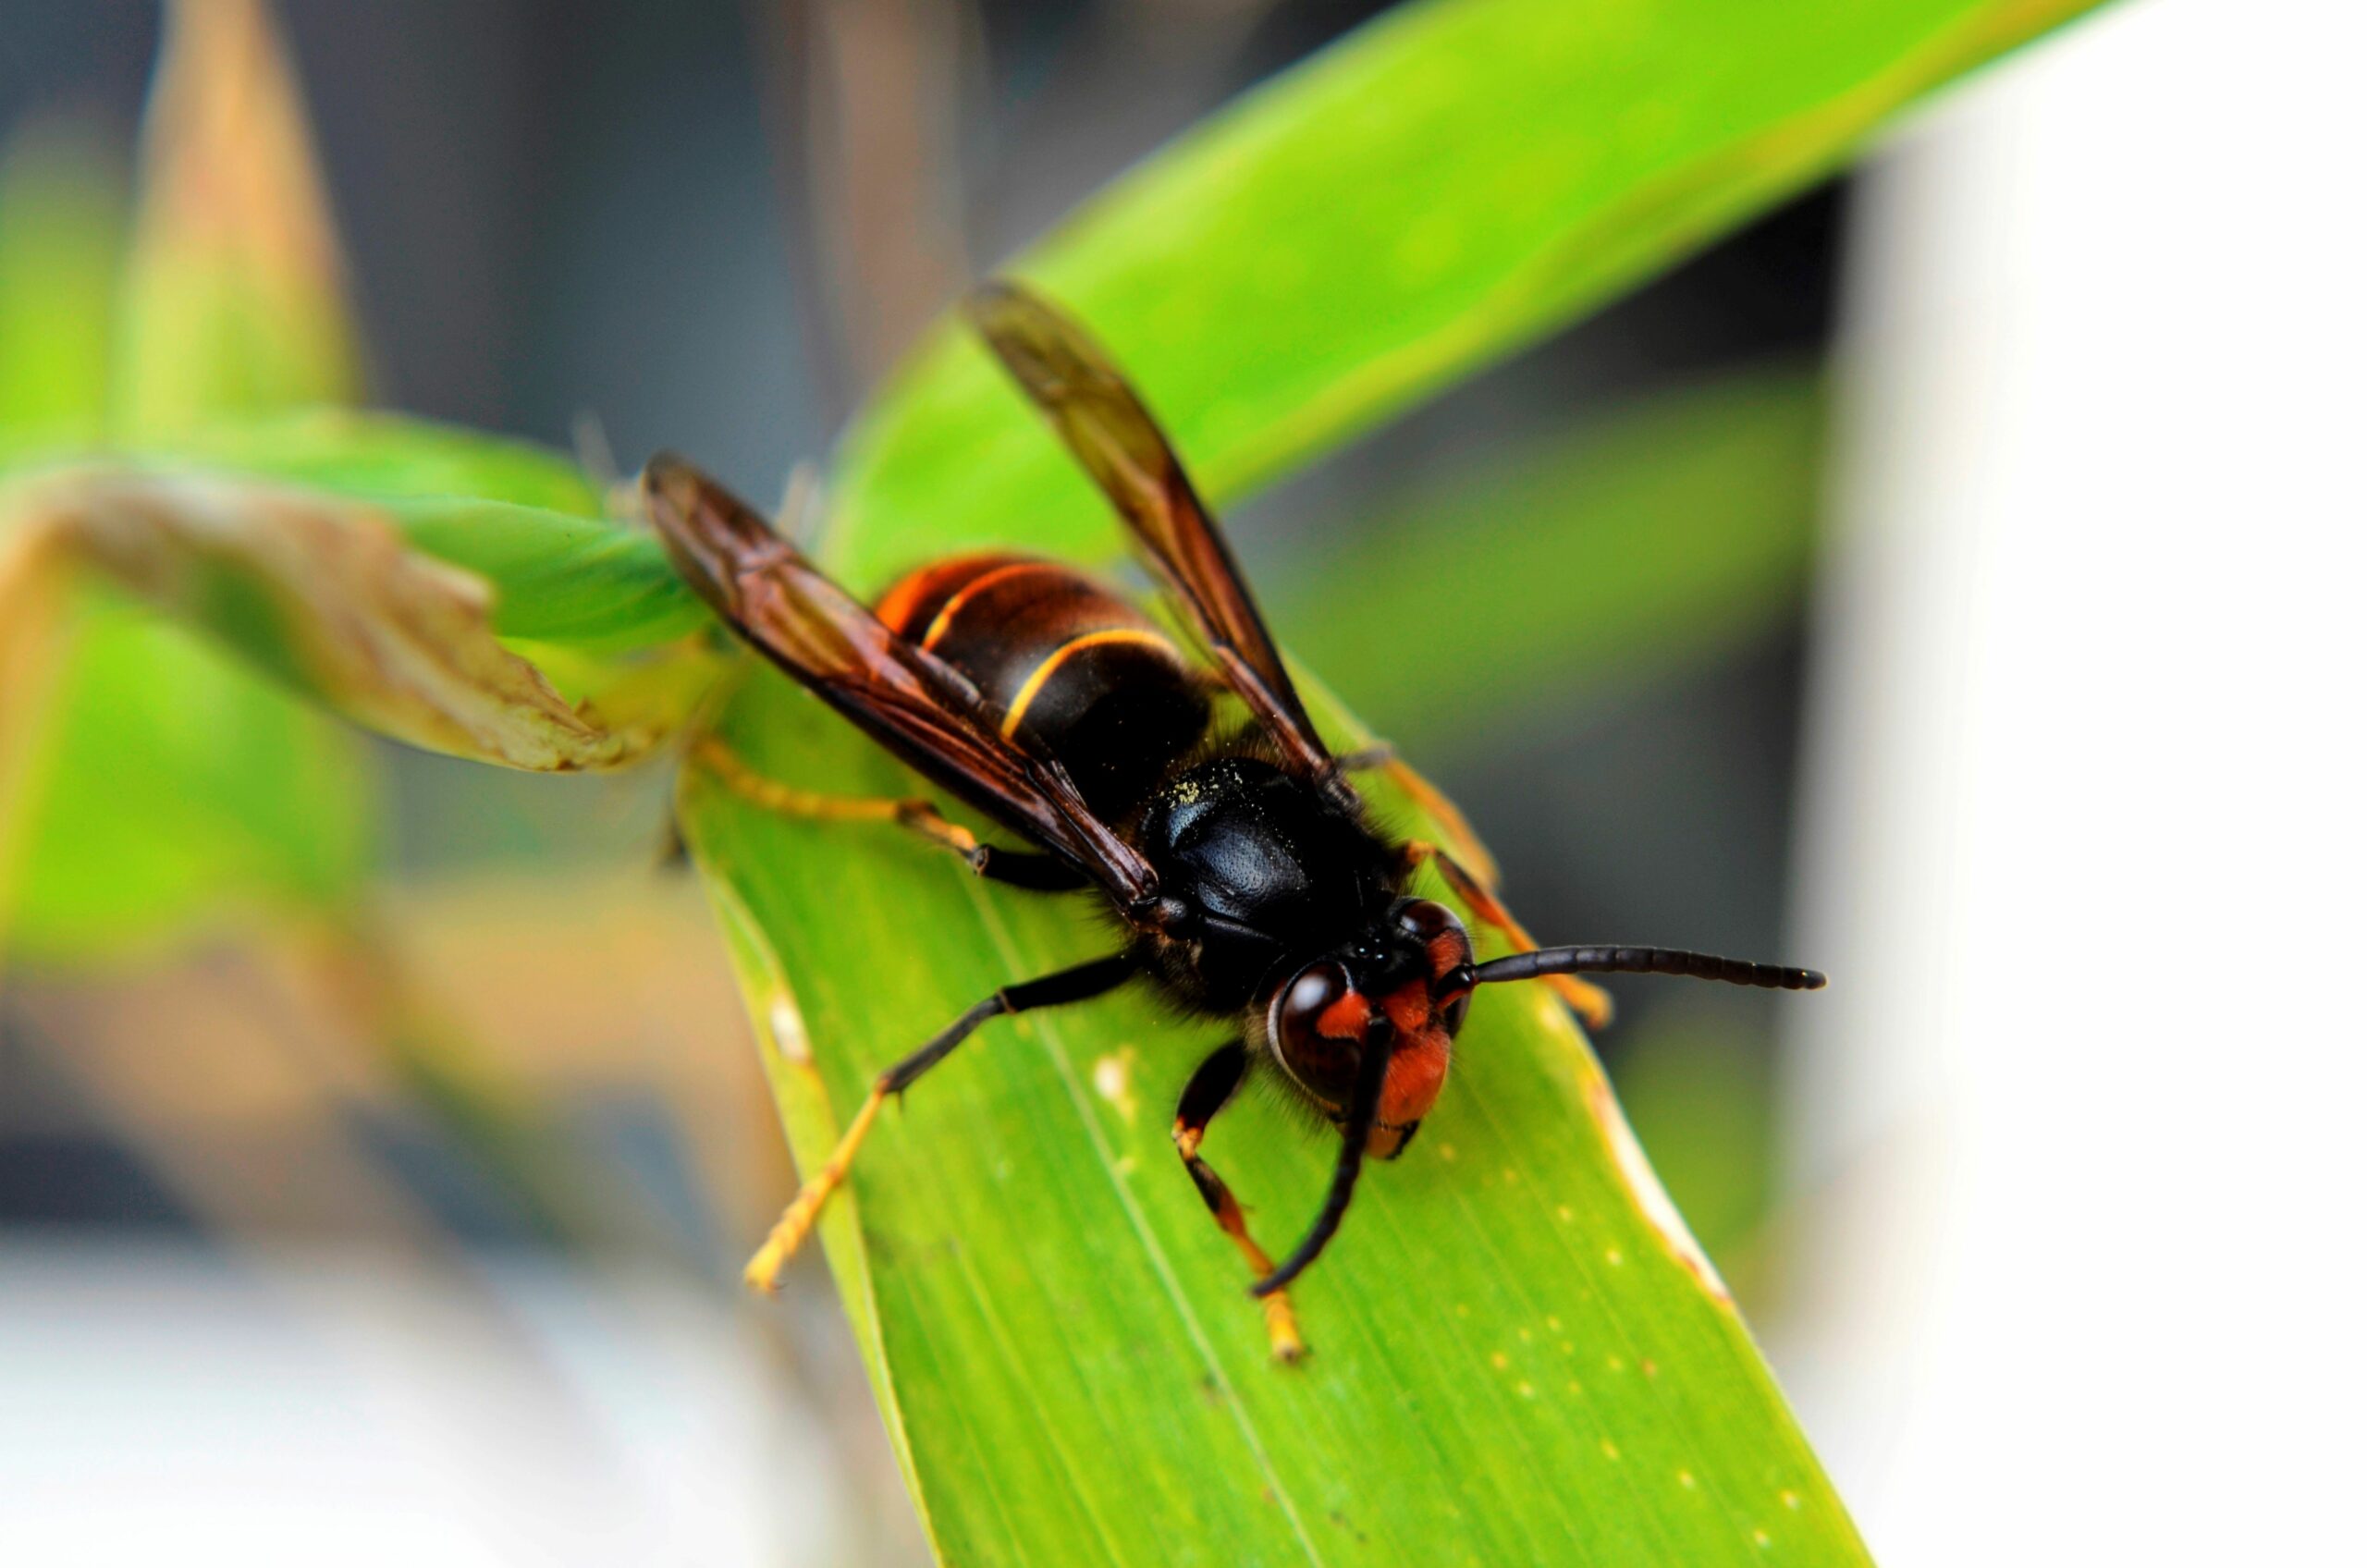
[681,671,1864,1566]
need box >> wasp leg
[1337,744,1499,888]
[691,733,1088,890]
[745,953,1134,1291]
[1402,839,1614,1032]
[1172,1041,1306,1363]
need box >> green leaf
[682,672,1862,1565]
[830,0,2103,591]
[2,584,375,962]
[150,410,705,653]
[1272,367,1821,752]
[391,496,706,653]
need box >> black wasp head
[1260,898,1475,1158]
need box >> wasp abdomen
[876,553,1210,818]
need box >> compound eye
[1397,898,1475,1032]
[1395,898,1459,943]
[1276,959,1355,1045]
[1269,959,1362,1095]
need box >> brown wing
[643,454,1159,911]
[965,280,1341,790]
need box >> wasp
[644,282,1823,1360]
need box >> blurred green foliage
[0,6,699,962]
[6,590,374,962]
[0,57,376,964]
[0,126,120,453]
[1276,366,1821,752]
[1613,1004,1778,1268]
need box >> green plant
[1,0,2111,1562]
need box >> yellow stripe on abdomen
[998,628,1184,739]
[920,560,1064,651]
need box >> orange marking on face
[1380,1029,1451,1128]
[1317,990,1370,1041]
[1380,980,1432,1035]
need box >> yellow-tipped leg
[1235,1222,1306,1364]
[1260,1293,1307,1364]
[744,1084,887,1292]
[1176,1113,1306,1363]
[1405,839,1615,1032]
[742,957,1134,1294]
[1206,1161,1306,1363]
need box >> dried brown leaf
[6,467,693,771]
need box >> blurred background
[0,1,2358,1563]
